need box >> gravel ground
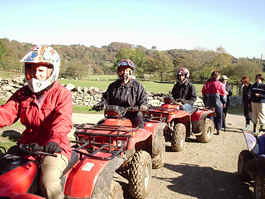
[72,113,253,199]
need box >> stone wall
[0,77,241,107]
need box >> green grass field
[60,77,204,95]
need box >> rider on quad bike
[0,46,72,199]
[171,67,197,113]
[93,58,148,128]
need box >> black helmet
[117,59,136,70]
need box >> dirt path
[72,113,251,199]
[147,113,250,199]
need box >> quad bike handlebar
[104,105,148,118]
[7,143,57,158]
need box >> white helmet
[21,45,60,93]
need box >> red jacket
[0,81,72,159]
[202,80,226,96]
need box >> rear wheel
[237,150,254,181]
[196,118,214,143]
[152,136,165,169]
[128,150,152,199]
[152,123,166,169]
[171,123,186,152]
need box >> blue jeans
[180,103,193,113]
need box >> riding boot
[253,124,257,133]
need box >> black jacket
[250,82,265,103]
[242,83,252,105]
[102,79,147,107]
[172,81,197,105]
[225,83,232,106]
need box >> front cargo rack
[73,125,132,160]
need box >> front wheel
[254,176,265,199]
[237,150,254,181]
[196,118,214,143]
[128,150,152,199]
[171,123,186,152]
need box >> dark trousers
[125,111,145,128]
[214,104,223,131]
[222,105,228,129]
[243,104,251,125]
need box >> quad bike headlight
[116,140,127,148]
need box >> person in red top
[0,46,72,199]
[202,71,227,135]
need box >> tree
[222,58,263,82]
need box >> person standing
[0,46,72,199]
[220,75,232,131]
[250,74,265,133]
[241,76,252,130]
[202,71,227,135]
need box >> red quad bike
[238,131,265,199]
[0,106,166,199]
[146,97,215,152]
[73,105,166,199]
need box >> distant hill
[0,38,263,81]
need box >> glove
[175,99,184,105]
[28,143,43,152]
[7,145,21,154]
[92,102,105,112]
[139,105,148,111]
[44,142,62,154]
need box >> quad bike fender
[167,111,190,123]
[127,122,164,151]
[0,192,45,199]
[191,109,214,122]
[64,156,124,199]
[191,110,214,134]
[0,161,38,195]
[127,128,153,150]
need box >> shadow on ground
[153,163,252,199]
[225,126,244,134]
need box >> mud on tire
[152,123,166,169]
[171,123,186,152]
[196,118,214,143]
[237,150,254,181]
[152,136,165,169]
[128,150,152,199]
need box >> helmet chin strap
[119,74,132,84]
[177,78,188,84]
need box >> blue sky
[0,0,264,58]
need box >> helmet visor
[117,60,135,69]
